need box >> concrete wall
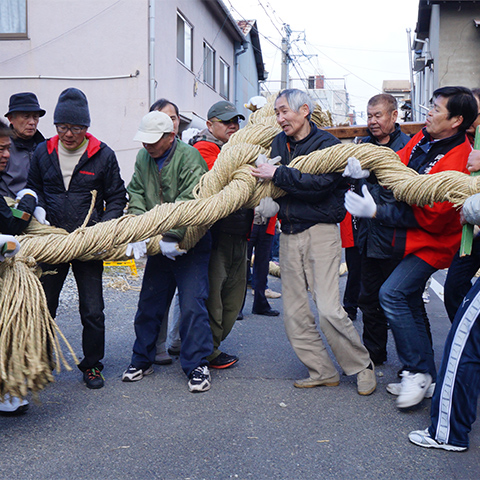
[437,3,480,88]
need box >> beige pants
[280,223,371,379]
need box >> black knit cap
[54,88,91,127]
[5,92,46,117]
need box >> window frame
[176,10,193,71]
[202,40,215,89]
[0,0,28,40]
[219,58,230,100]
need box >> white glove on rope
[343,157,370,179]
[462,193,480,225]
[15,188,38,202]
[0,234,20,261]
[125,239,150,260]
[345,184,377,218]
[33,206,50,225]
[159,239,187,261]
[255,153,282,167]
[256,197,280,219]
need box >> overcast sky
[227,0,420,122]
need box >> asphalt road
[1,264,479,480]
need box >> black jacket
[270,122,346,234]
[0,194,36,235]
[354,124,411,259]
[27,134,127,233]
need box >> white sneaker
[396,371,432,408]
[188,365,211,393]
[387,381,435,398]
[0,394,29,414]
[408,428,467,452]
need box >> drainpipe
[148,0,156,105]
[234,41,248,110]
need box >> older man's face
[0,136,11,172]
[207,117,240,143]
[367,102,397,144]
[143,132,175,159]
[7,112,40,140]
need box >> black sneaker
[122,364,154,382]
[209,352,239,369]
[188,366,211,393]
[83,367,104,389]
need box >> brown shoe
[357,363,376,395]
[294,373,340,388]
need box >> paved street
[1,264,479,479]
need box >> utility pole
[281,24,291,90]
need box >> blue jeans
[444,235,480,322]
[131,233,213,377]
[379,254,437,380]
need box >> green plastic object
[460,125,480,257]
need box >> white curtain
[0,0,27,34]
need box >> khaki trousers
[280,223,371,379]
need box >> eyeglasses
[211,117,240,125]
[56,125,86,134]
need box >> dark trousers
[380,254,437,380]
[358,254,400,364]
[444,235,480,322]
[248,223,274,313]
[131,233,213,377]
[343,246,362,319]
[41,260,105,372]
[429,277,480,448]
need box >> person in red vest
[346,86,478,409]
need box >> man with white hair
[251,89,376,396]
[122,111,214,393]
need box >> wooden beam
[321,122,424,140]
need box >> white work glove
[255,153,282,167]
[125,239,150,260]
[159,239,187,261]
[15,188,38,202]
[345,184,377,218]
[343,157,370,179]
[462,193,480,225]
[33,206,50,225]
[256,197,279,219]
[0,234,20,261]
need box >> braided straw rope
[2,94,480,398]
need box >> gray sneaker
[408,428,467,452]
[122,364,154,382]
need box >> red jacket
[396,130,472,268]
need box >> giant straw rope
[2,94,480,400]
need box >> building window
[203,41,215,88]
[177,11,192,70]
[0,0,27,39]
[219,59,230,99]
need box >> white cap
[133,111,174,144]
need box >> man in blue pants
[409,192,480,451]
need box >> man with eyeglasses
[1,92,45,201]
[190,101,253,369]
[26,87,127,390]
